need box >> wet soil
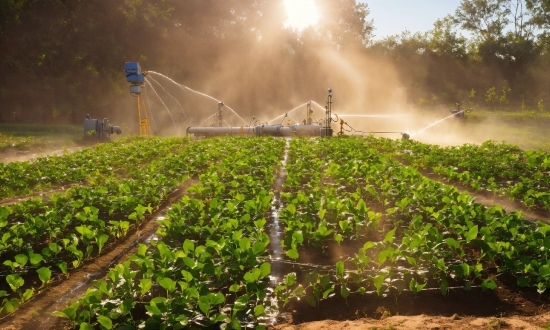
[0,179,197,330]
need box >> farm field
[406,110,550,153]
[1,136,550,329]
[0,124,84,161]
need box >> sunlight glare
[283,0,320,31]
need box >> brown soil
[273,315,550,330]
[272,268,550,328]
[0,179,197,330]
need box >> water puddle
[261,138,291,326]
[268,138,290,276]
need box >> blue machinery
[124,62,151,136]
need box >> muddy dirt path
[0,179,197,330]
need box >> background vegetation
[0,0,549,125]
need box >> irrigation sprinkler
[124,62,152,136]
[323,88,338,137]
[279,113,288,126]
[216,102,224,127]
[186,88,411,139]
[451,101,473,120]
[306,101,314,125]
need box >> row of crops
[50,137,286,329]
[278,137,550,303]
[0,136,218,317]
[370,138,550,211]
[0,136,192,198]
[1,135,550,329]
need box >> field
[1,130,550,329]
[0,124,84,163]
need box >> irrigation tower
[124,62,152,136]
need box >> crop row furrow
[53,137,286,329]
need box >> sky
[359,0,464,39]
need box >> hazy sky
[360,0,463,39]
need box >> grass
[466,110,550,151]
[0,124,83,153]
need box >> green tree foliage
[369,0,549,110]
[525,0,550,29]
[455,0,511,40]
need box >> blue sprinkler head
[125,62,146,84]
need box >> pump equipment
[125,62,152,136]
[83,114,121,140]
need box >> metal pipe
[186,126,256,136]
[280,125,322,137]
[186,124,323,137]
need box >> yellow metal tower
[136,85,152,136]
[125,62,152,136]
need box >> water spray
[145,80,177,130]
[410,108,472,138]
[147,75,188,120]
[147,71,248,126]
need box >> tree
[525,0,550,30]
[507,0,536,40]
[454,0,510,40]
[426,15,468,59]
[315,0,374,49]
